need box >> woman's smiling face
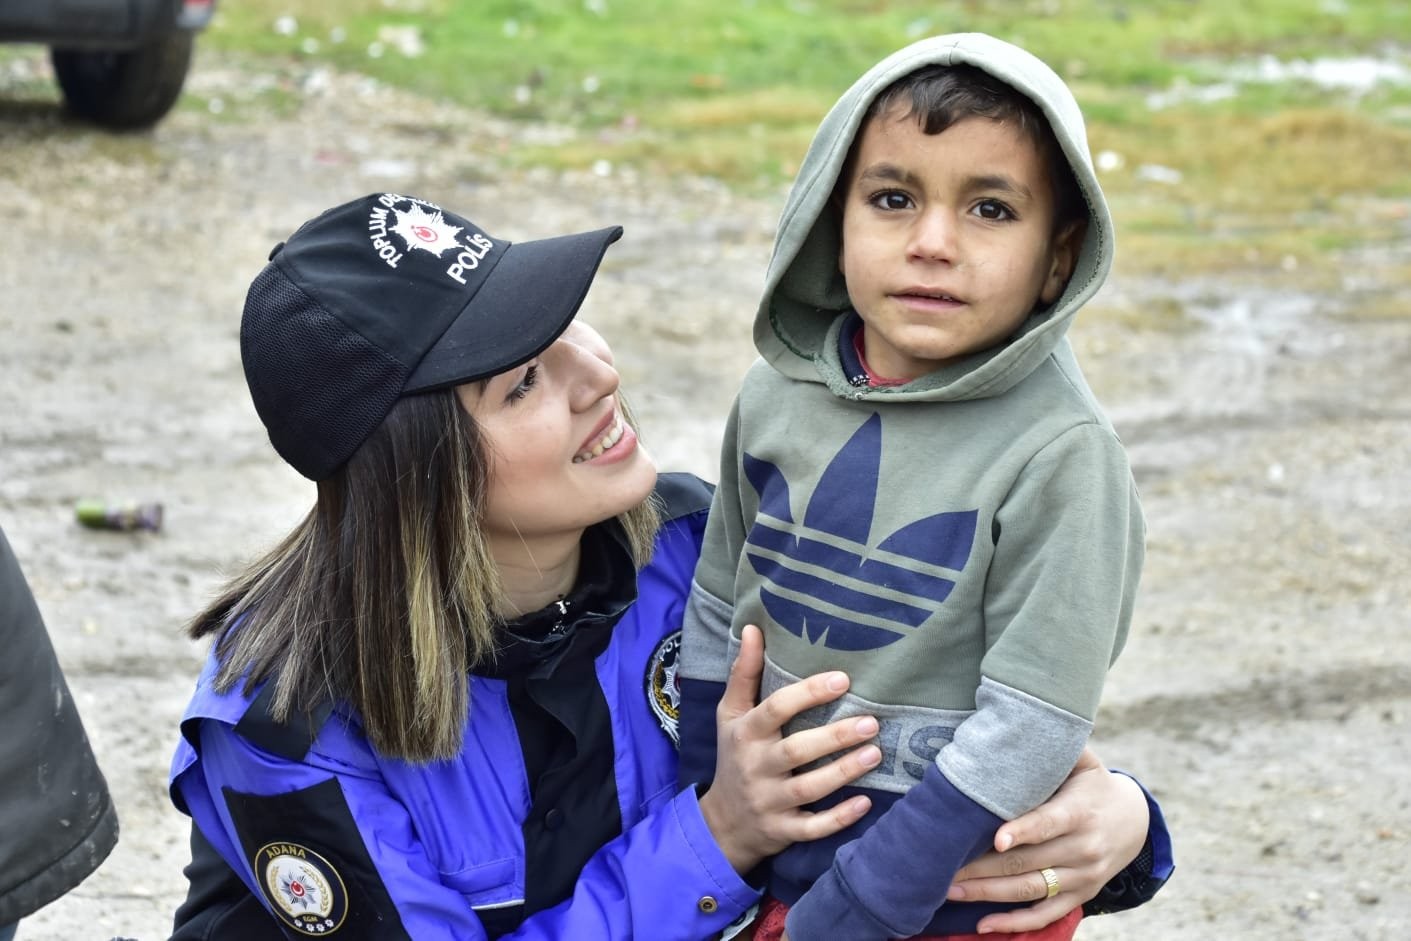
[455,319,658,553]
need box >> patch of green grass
[1088,101,1411,278]
[205,1,1411,125]
[196,1,1411,272]
[0,45,58,101]
[174,55,309,122]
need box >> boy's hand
[698,624,880,874]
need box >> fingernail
[854,716,878,736]
[996,833,1013,852]
[858,745,880,768]
[947,886,966,900]
[826,673,848,692]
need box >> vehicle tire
[50,31,194,130]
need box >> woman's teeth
[574,418,624,463]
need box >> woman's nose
[565,341,621,411]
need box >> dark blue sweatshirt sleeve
[677,673,725,789]
[785,762,1002,940]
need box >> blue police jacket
[168,474,761,940]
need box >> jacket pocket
[440,856,518,906]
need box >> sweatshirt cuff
[786,763,1001,940]
[784,864,895,941]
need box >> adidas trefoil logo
[743,414,977,651]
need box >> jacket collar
[477,520,638,679]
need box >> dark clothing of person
[0,524,118,925]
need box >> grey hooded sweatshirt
[677,33,1145,939]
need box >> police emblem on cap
[646,630,682,747]
[365,192,496,284]
[256,841,349,936]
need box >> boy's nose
[907,209,958,263]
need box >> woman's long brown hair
[189,389,660,763]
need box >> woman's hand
[945,747,1149,933]
[698,625,880,875]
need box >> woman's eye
[973,199,1014,221]
[869,190,913,211]
[508,364,539,403]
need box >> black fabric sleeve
[220,778,412,940]
[169,824,285,941]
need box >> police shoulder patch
[255,840,349,936]
[222,778,411,939]
[646,629,683,747]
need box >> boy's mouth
[894,289,966,311]
[573,414,625,463]
[897,287,963,303]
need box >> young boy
[677,33,1146,940]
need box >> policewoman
[167,193,1169,939]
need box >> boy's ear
[1040,220,1086,305]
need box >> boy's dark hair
[845,64,1087,233]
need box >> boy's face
[837,108,1083,381]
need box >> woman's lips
[574,413,628,463]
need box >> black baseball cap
[241,192,623,480]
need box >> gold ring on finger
[1040,867,1060,899]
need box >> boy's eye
[507,364,539,403]
[973,199,1015,221]
[869,190,913,211]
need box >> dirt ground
[1,49,1408,940]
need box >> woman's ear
[1040,220,1086,305]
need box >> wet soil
[1,50,1408,939]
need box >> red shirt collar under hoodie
[841,311,909,388]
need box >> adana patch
[646,629,683,746]
[255,840,349,936]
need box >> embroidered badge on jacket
[646,629,683,746]
[257,840,350,936]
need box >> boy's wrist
[697,784,765,875]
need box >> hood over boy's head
[758,33,1113,401]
